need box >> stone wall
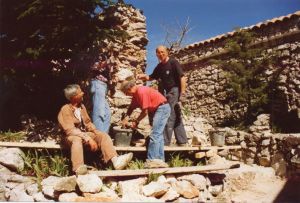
[93,4,148,125]
[220,114,300,176]
[173,11,300,127]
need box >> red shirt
[130,86,167,113]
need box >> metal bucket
[210,131,225,146]
[113,126,133,146]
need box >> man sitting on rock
[120,80,170,168]
[58,84,133,175]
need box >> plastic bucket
[113,126,133,146]
[210,131,225,146]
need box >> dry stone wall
[173,12,300,127]
[220,114,300,176]
[92,4,148,125]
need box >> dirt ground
[216,163,300,203]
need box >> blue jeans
[90,80,111,133]
[147,103,171,161]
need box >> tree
[211,29,275,126]
[161,17,193,52]
[0,0,128,130]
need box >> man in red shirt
[121,80,171,168]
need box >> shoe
[144,159,169,169]
[177,143,189,147]
[75,164,88,175]
[112,153,133,170]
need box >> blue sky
[124,0,300,74]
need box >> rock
[142,181,169,197]
[115,68,134,81]
[58,192,78,202]
[0,148,24,171]
[121,193,161,202]
[172,180,199,199]
[177,174,207,190]
[54,176,77,192]
[6,188,34,202]
[80,192,119,202]
[118,177,147,196]
[0,164,11,174]
[76,174,103,193]
[41,176,61,198]
[160,187,180,201]
[291,154,300,168]
[26,183,39,196]
[209,185,223,196]
[271,153,287,176]
[33,192,55,202]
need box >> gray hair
[120,80,135,93]
[64,84,80,101]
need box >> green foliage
[210,29,276,125]
[182,105,191,117]
[21,149,70,189]
[0,131,26,142]
[168,153,193,167]
[146,172,165,184]
[0,0,131,130]
[127,158,144,169]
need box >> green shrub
[0,131,26,142]
[168,153,193,167]
[21,149,70,190]
[127,158,144,170]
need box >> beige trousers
[65,131,117,171]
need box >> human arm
[137,73,150,81]
[180,76,187,94]
[131,109,148,128]
[121,102,137,128]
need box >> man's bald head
[156,45,169,63]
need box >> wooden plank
[199,145,241,150]
[115,146,201,151]
[0,141,61,149]
[0,142,200,151]
[90,163,240,177]
[0,141,241,151]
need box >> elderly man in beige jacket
[58,84,132,175]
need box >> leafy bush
[127,158,144,170]
[21,149,70,190]
[0,131,26,142]
[210,29,277,126]
[168,153,193,167]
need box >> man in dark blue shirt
[138,45,188,146]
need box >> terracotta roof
[179,10,300,51]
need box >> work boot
[177,143,189,147]
[75,164,88,175]
[144,159,169,169]
[112,153,133,170]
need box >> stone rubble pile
[217,114,300,176]
[0,146,278,202]
[0,147,215,202]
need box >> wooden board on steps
[0,141,241,151]
[90,163,240,177]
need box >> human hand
[131,120,139,129]
[88,139,98,152]
[121,117,129,129]
[136,74,148,81]
[180,92,187,102]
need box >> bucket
[209,131,225,146]
[113,126,133,146]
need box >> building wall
[173,12,300,128]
